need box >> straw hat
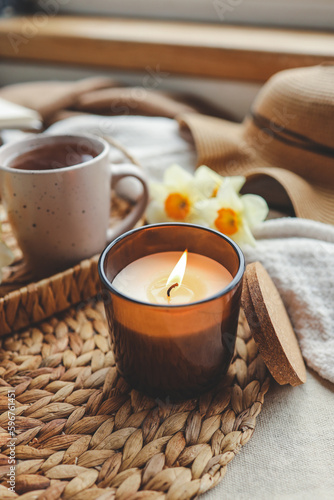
[179,64,334,224]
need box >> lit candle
[99,223,245,399]
[112,250,233,305]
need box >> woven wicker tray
[0,195,134,337]
[0,298,269,500]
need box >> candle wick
[167,283,179,297]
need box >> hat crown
[252,64,334,150]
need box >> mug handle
[106,164,149,243]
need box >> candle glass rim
[98,222,245,308]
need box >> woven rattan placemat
[0,298,269,500]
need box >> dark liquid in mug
[9,141,98,171]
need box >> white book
[0,98,42,130]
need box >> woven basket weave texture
[0,300,269,499]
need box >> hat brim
[178,113,334,225]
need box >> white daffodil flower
[193,179,269,247]
[146,164,205,224]
[194,165,246,198]
[146,164,268,247]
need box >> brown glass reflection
[99,223,244,400]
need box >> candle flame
[166,249,188,288]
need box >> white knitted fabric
[246,218,334,384]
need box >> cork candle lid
[241,262,307,386]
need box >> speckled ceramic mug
[0,134,148,277]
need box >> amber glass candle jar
[99,223,245,399]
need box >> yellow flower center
[215,208,239,235]
[165,192,190,220]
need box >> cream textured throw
[246,218,334,384]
